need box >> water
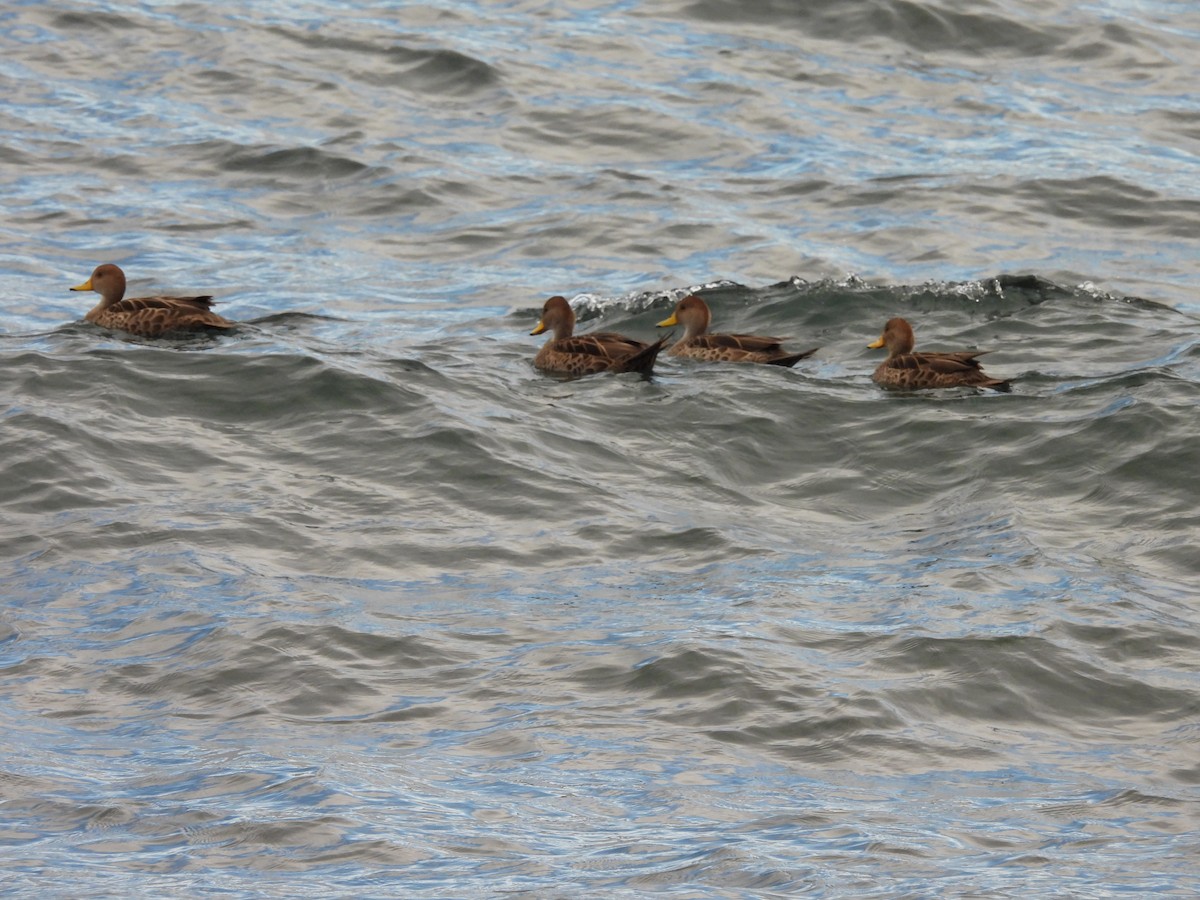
[2,1,1199,896]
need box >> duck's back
[535,332,664,377]
[674,332,816,366]
[874,350,1009,391]
[88,295,234,337]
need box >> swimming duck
[530,295,667,377]
[656,294,817,366]
[70,263,234,337]
[867,317,1010,391]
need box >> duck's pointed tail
[616,333,670,377]
[767,346,820,367]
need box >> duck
[867,317,1010,391]
[70,263,235,337]
[655,294,817,366]
[530,295,667,378]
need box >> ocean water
[2,1,1199,896]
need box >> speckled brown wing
[534,333,666,378]
[118,295,220,313]
[87,296,234,337]
[874,351,1009,390]
[672,333,818,367]
[585,332,651,356]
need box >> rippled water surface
[2,1,1199,896]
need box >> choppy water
[2,1,1199,896]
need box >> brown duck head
[530,295,576,341]
[656,294,710,340]
[868,317,916,357]
[71,264,127,309]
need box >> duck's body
[70,264,234,337]
[531,295,666,378]
[868,317,1010,391]
[656,294,816,366]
